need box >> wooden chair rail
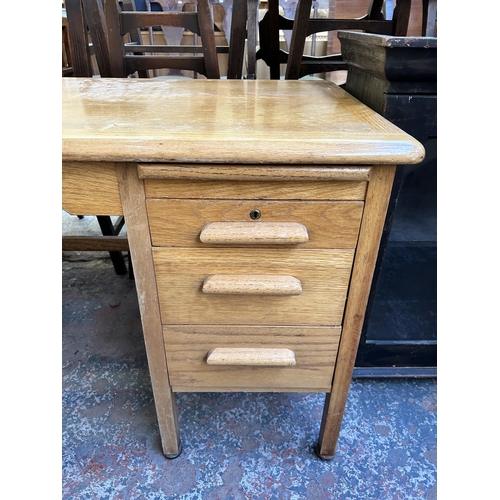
[305,18,394,37]
[62,236,130,252]
[120,11,200,35]
[125,54,207,74]
[125,44,230,54]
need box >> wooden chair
[101,0,220,78]
[63,0,130,276]
[257,0,412,80]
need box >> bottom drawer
[164,325,341,392]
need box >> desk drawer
[147,199,363,249]
[163,325,341,392]
[152,248,354,326]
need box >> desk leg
[317,165,396,459]
[115,163,181,458]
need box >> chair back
[258,0,412,80]
[65,0,94,76]
[103,0,220,78]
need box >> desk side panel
[62,161,123,215]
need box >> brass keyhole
[249,209,261,220]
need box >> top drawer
[147,199,363,249]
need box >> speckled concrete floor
[62,214,437,500]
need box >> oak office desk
[62,78,424,459]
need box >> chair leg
[267,0,281,79]
[97,215,128,275]
[227,0,248,79]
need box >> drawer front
[153,248,354,326]
[163,325,341,392]
[147,199,363,249]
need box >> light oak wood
[146,199,363,249]
[62,161,122,215]
[62,77,425,460]
[62,79,425,165]
[317,164,396,460]
[144,179,368,201]
[153,248,354,326]
[163,325,341,392]
[202,274,303,295]
[206,347,296,366]
[115,163,181,458]
[199,222,309,245]
[138,164,372,181]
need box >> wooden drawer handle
[206,347,296,366]
[199,222,309,245]
[202,274,302,295]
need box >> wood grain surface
[206,347,297,366]
[199,222,309,245]
[138,164,372,181]
[317,164,397,459]
[202,274,303,295]
[163,325,341,391]
[144,178,368,201]
[62,161,122,216]
[62,78,425,164]
[152,248,354,326]
[146,199,363,249]
[115,163,181,457]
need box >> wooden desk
[62,78,424,459]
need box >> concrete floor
[62,212,437,499]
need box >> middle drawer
[146,199,363,249]
[152,248,354,326]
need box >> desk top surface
[62,78,424,165]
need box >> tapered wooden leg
[317,165,396,459]
[115,163,181,458]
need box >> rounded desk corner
[409,140,427,165]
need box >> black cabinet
[339,31,437,377]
